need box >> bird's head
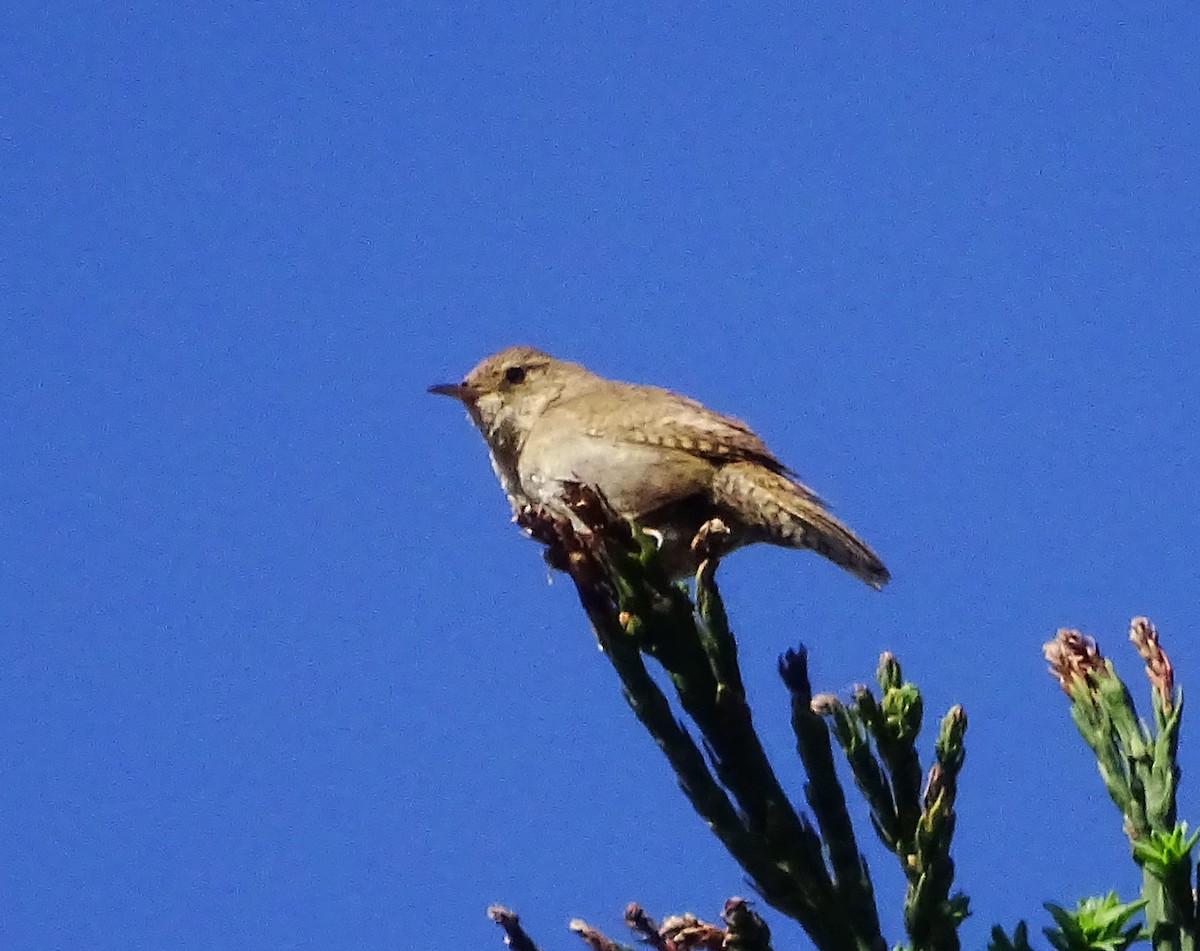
[429,345,589,445]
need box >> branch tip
[778,646,811,695]
[487,905,542,951]
[1129,616,1174,710]
[1043,628,1108,694]
[568,918,625,951]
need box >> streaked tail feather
[713,462,890,589]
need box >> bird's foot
[690,517,732,561]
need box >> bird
[429,346,888,588]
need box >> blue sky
[3,3,1199,948]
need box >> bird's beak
[428,382,470,402]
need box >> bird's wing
[560,384,796,476]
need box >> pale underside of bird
[430,345,889,589]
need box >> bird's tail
[712,462,890,589]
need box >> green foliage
[488,499,1196,951]
[1045,621,1197,951]
[1131,824,1200,879]
[1044,894,1147,951]
[990,921,1037,951]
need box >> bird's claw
[690,517,732,560]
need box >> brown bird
[430,346,888,588]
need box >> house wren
[429,346,889,588]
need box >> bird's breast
[517,426,717,519]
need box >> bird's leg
[641,527,666,549]
[690,517,733,563]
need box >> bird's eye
[504,365,526,384]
